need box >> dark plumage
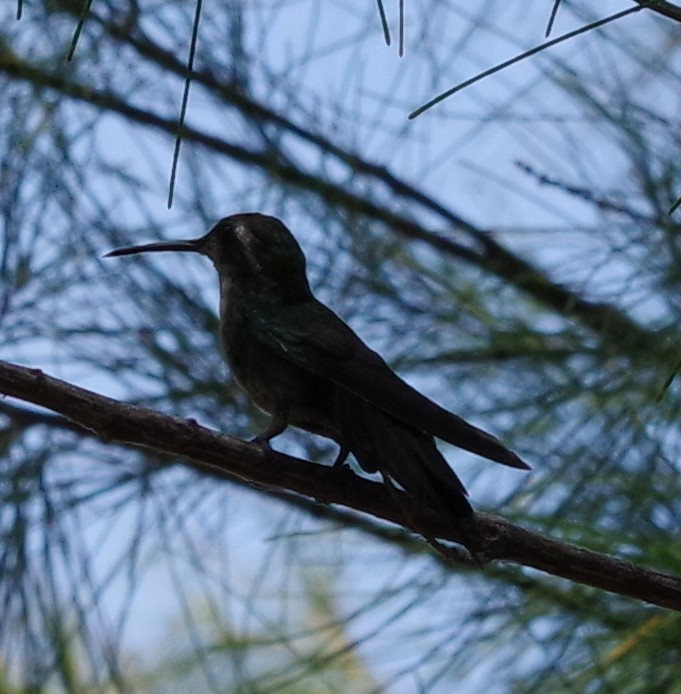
[107,213,529,528]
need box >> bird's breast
[219,295,339,440]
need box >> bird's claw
[250,434,274,449]
[249,435,277,462]
[332,446,349,469]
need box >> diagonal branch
[0,45,667,361]
[634,0,681,23]
[0,358,679,611]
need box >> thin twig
[409,6,641,119]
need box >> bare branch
[635,0,681,24]
[1,358,679,611]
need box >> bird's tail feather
[335,393,473,519]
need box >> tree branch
[0,46,669,362]
[0,358,679,611]
[635,0,681,24]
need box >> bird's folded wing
[250,302,529,470]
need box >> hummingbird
[106,213,529,529]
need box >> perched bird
[106,213,528,531]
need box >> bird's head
[106,213,312,300]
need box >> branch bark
[0,358,679,611]
[635,0,681,24]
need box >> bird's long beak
[104,237,204,258]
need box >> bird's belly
[222,328,338,440]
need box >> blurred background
[1,0,681,691]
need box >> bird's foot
[250,433,274,449]
[332,446,349,469]
[448,515,485,567]
[253,413,288,445]
[249,435,278,463]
